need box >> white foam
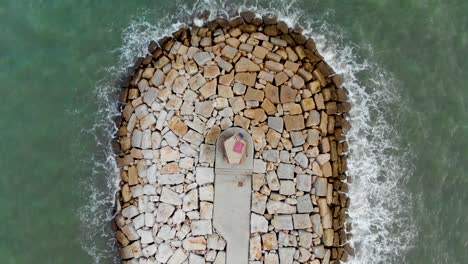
[80,0,416,263]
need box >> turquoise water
[0,0,466,263]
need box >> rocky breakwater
[114,11,353,264]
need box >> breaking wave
[78,0,416,263]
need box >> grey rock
[316,153,330,165]
[266,200,296,214]
[294,152,309,168]
[290,131,305,147]
[293,214,312,229]
[310,214,323,237]
[131,129,143,148]
[195,101,214,118]
[183,188,198,212]
[253,159,267,173]
[251,192,268,214]
[268,117,284,133]
[122,205,139,219]
[279,151,289,163]
[121,224,140,241]
[278,232,297,247]
[313,245,325,259]
[158,174,184,185]
[199,185,214,201]
[298,230,313,248]
[262,149,280,163]
[297,195,314,213]
[279,248,295,264]
[233,82,247,95]
[194,52,212,66]
[279,180,296,195]
[191,220,213,236]
[277,163,295,179]
[266,171,280,191]
[156,243,174,263]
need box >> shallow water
[0,0,466,263]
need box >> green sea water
[0,0,466,263]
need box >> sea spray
[78,0,415,263]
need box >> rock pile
[114,11,353,264]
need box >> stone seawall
[114,11,353,264]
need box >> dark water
[0,0,466,263]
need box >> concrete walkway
[213,127,253,264]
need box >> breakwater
[114,11,353,264]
